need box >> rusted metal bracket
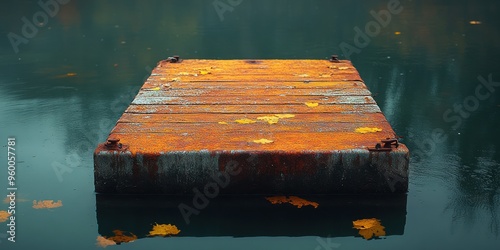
[368,138,399,152]
[329,55,340,63]
[166,55,181,63]
[104,138,128,151]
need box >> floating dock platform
[94,57,409,194]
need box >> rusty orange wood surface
[116,59,394,153]
[94,59,409,194]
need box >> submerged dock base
[94,58,409,194]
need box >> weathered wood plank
[125,104,382,114]
[118,113,389,124]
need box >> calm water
[1,0,499,249]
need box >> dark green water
[1,0,499,249]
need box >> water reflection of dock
[96,194,407,240]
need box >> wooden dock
[94,58,409,194]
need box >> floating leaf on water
[305,102,319,108]
[96,235,116,248]
[353,218,386,240]
[32,200,63,209]
[105,230,137,244]
[0,210,10,222]
[253,138,274,144]
[355,127,382,133]
[235,118,256,124]
[257,116,280,124]
[265,196,319,208]
[394,31,401,35]
[218,121,228,125]
[66,72,77,77]
[148,223,181,237]
[469,20,482,25]
[273,114,295,119]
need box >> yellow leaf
[469,20,481,25]
[218,121,228,125]
[66,72,77,77]
[353,218,386,240]
[176,72,190,76]
[0,210,10,222]
[160,77,167,81]
[171,77,181,82]
[328,65,338,69]
[148,223,181,237]
[235,118,256,124]
[149,87,161,91]
[257,116,280,124]
[199,70,211,75]
[355,127,382,133]
[253,138,274,144]
[105,230,137,244]
[96,235,116,248]
[394,31,401,35]
[32,200,63,209]
[338,67,349,70]
[297,74,309,77]
[265,196,319,208]
[320,73,332,77]
[273,114,295,119]
[305,102,319,108]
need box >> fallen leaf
[320,73,332,77]
[353,218,386,240]
[273,114,295,119]
[105,230,137,244]
[469,20,482,25]
[394,31,401,35]
[96,235,116,248]
[171,77,181,82]
[257,116,280,124]
[253,138,274,144]
[149,87,161,91]
[297,74,309,77]
[148,223,181,237]
[328,65,338,69]
[0,210,10,222]
[235,118,256,124]
[159,77,167,81]
[218,121,228,125]
[176,72,191,76]
[265,196,319,208]
[305,102,319,108]
[199,70,211,75]
[355,127,382,133]
[32,200,63,209]
[338,67,349,70]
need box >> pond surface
[1,0,499,249]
